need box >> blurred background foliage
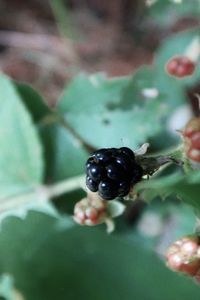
[0,0,200,299]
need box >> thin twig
[0,174,86,213]
[47,174,86,198]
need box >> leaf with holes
[64,103,167,149]
[58,73,130,114]
[57,72,172,149]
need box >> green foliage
[40,122,88,181]
[0,75,44,198]
[0,212,200,300]
[120,66,184,109]
[0,5,200,296]
[0,274,15,300]
[136,170,200,212]
[124,200,196,251]
[15,82,50,123]
[57,72,183,149]
[147,0,200,27]
[58,73,130,114]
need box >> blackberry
[99,179,118,200]
[115,153,133,171]
[85,147,143,200]
[88,162,104,181]
[118,181,130,197]
[119,147,135,160]
[92,148,112,164]
[85,157,94,171]
[130,165,143,185]
[86,176,98,192]
[106,162,125,181]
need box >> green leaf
[0,274,15,300]
[58,73,130,114]
[40,122,88,181]
[147,0,200,27]
[0,75,44,198]
[0,211,200,300]
[121,65,185,111]
[119,67,186,149]
[15,82,50,123]
[0,198,60,224]
[57,72,171,149]
[136,170,200,213]
[66,105,167,148]
[125,200,196,252]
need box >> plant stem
[0,174,86,213]
[50,0,74,39]
[47,174,86,198]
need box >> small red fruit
[166,56,195,78]
[183,118,200,164]
[73,195,107,226]
[166,235,200,277]
[191,132,200,150]
[183,118,200,138]
[167,253,183,271]
[187,148,200,163]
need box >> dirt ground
[0,0,198,105]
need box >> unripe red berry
[180,260,200,276]
[187,148,200,163]
[166,235,200,277]
[183,118,200,138]
[167,253,183,271]
[74,196,107,226]
[166,56,195,78]
[182,118,200,164]
[190,132,200,150]
[181,239,199,255]
[184,127,198,139]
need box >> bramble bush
[1,1,200,299]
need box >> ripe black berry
[85,157,94,171]
[106,162,125,181]
[115,153,133,171]
[118,181,130,197]
[92,148,112,164]
[87,162,104,181]
[85,147,143,200]
[130,165,143,184]
[98,179,118,200]
[86,176,98,192]
[119,147,135,160]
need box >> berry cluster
[74,197,106,226]
[166,56,195,78]
[85,147,143,200]
[183,117,200,163]
[166,235,200,282]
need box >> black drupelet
[85,147,143,200]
